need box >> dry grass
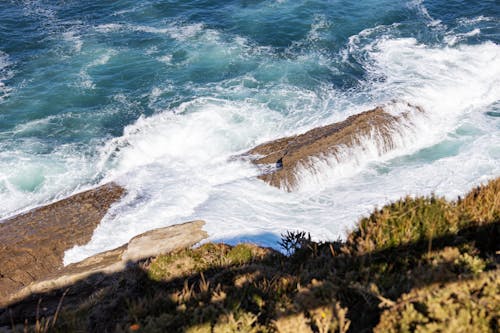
[375,270,500,333]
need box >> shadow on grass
[0,220,498,332]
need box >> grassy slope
[29,178,500,332]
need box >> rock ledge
[246,104,423,191]
[1,220,207,308]
[0,183,125,303]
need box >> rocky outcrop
[246,104,423,191]
[1,220,208,308]
[0,183,125,303]
[122,221,207,262]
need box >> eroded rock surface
[2,220,208,308]
[0,183,125,303]
[246,105,423,191]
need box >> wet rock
[0,183,125,303]
[246,105,423,191]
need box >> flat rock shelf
[0,183,126,303]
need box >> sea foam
[0,51,13,103]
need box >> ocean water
[0,0,498,264]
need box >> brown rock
[1,220,208,308]
[0,183,125,303]
[246,105,423,191]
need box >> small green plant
[227,244,254,264]
[454,253,486,275]
[375,270,499,333]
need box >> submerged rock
[0,183,125,303]
[246,104,423,191]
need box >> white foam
[444,28,481,46]
[95,22,205,41]
[20,0,56,20]
[78,49,117,90]
[112,7,141,17]
[0,141,100,218]
[366,38,500,116]
[408,0,443,27]
[62,30,83,52]
[458,16,496,25]
[95,23,125,33]
[307,15,331,43]
[158,54,173,64]
[0,51,13,102]
[147,85,175,113]
[443,13,493,47]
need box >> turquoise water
[0,0,499,263]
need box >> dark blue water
[0,0,498,262]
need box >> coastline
[0,1,498,331]
[0,110,498,332]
